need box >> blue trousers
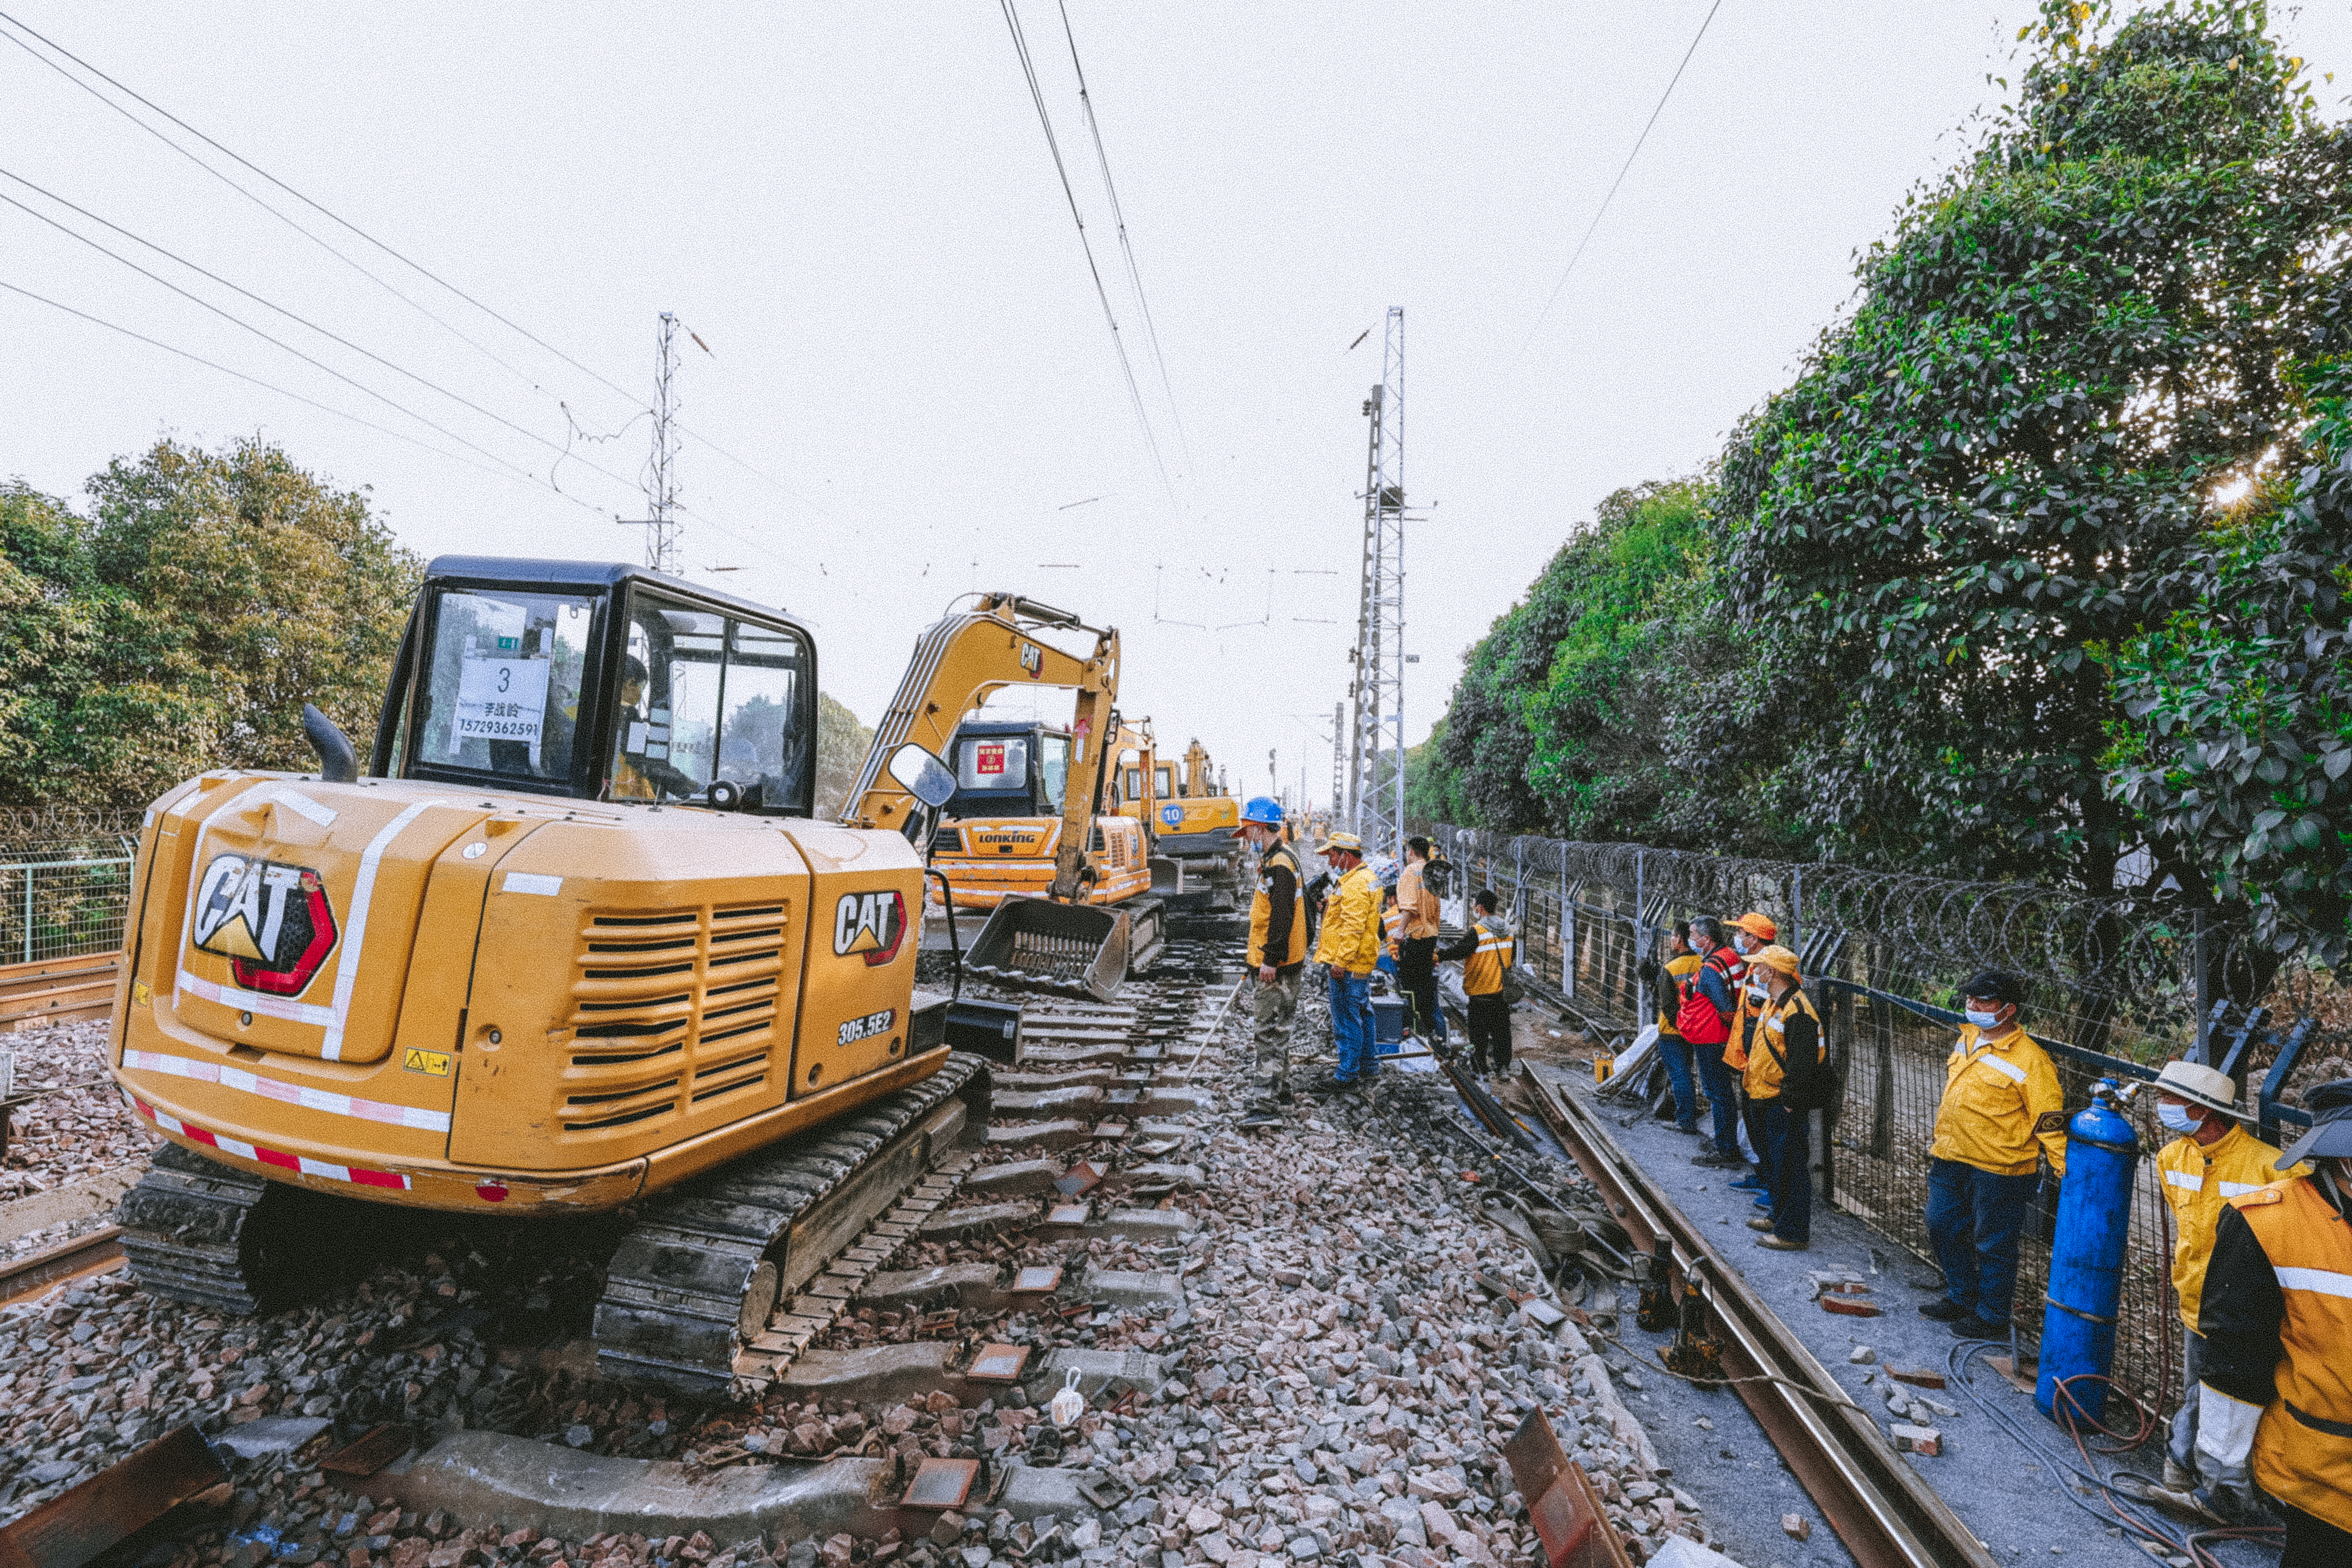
[1695,1045,1740,1157]
[1327,970,1377,1083]
[1763,1100,1811,1244]
[1742,1091,1773,1173]
[1925,1158,2039,1325]
[1657,1034,1698,1131]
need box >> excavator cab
[371,557,819,815]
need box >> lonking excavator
[108,559,1136,1394]
[914,695,1173,988]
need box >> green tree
[1422,479,1811,852]
[1718,0,2347,892]
[0,437,422,807]
[815,692,876,821]
[2110,342,2352,959]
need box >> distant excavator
[1116,738,1246,908]
[109,560,1138,1394]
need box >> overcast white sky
[5,3,2349,811]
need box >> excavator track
[117,1142,292,1317]
[114,1052,992,1390]
[591,1049,992,1397]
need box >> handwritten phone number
[457,718,540,738]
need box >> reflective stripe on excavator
[125,1091,412,1189]
[123,1048,451,1133]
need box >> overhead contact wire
[0,6,645,413]
[0,165,647,500]
[997,0,1174,501]
[0,9,859,524]
[0,190,592,494]
[1519,0,1726,358]
[0,16,555,403]
[0,277,602,510]
[1055,0,1188,467]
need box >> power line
[996,0,1174,501]
[0,187,592,494]
[0,276,603,512]
[0,9,858,526]
[0,6,646,414]
[0,15,560,405]
[1519,0,1727,358]
[0,164,647,501]
[1055,0,1187,466]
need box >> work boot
[2162,1458,2195,1491]
[1756,1235,1807,1252]
[1746,1216,1774,1232]
[1917,1298,1969,1322]
[1949,1314,2008,1340]
[1237,1106,1284,1130]
[1691,1151,1744,1169]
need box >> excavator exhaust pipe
[966,897,1130,1003]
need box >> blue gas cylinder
[2036,1081,2141,1425]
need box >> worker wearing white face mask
[1919,969,2067,1338]
[2149,1060,2304,1499]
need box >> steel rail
[0,1223,125,1305]
[1518,1068,1997,1568]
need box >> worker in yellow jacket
[1238,797,1305,1128]
[1437,888,1514,1078]
[2193,1080,2352,1563]
[1741,944,1830,1252]
[2150,1059,2304,1492]
[1636,922,1705,1136]
[1311,832,1383,1094]
[1920,968,2068,1338]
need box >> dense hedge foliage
[1418,1,2352,958]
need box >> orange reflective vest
[1463,922,1514,997]
[2229,1177,2352,1533]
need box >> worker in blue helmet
[1238,797,1304,1127]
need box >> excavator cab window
[1038,734,1071,815]
[955,734,1028,795]
[609,590,814,812]
[411,588,596,783]
[1155,765,1175,800]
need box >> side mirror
[888,743,957,810]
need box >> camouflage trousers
[1250,970,1302,1107]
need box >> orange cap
[1734,912,1778,941]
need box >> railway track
[0,1221,125,1305]
[1515,1066,1998,1568]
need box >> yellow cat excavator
[108,559,1130,1393]
[1117,738,1245,908]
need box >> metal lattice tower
[639,312,683,573]
[1330,701,1345,820]
[1350,307,1406,856]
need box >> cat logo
[191,853,340,997]
[1018,640,1042,677]
[833,890,908,967]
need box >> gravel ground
[0,967,1729,1568]
[1,1016,161,1264]
[0,1019,147,1195]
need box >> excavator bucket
[966,897,1130,1002]
[1149,856,1185,896]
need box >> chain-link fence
[1433,825,2348,1422]
[0,813,144,968]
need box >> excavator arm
[842,593,1118,903]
